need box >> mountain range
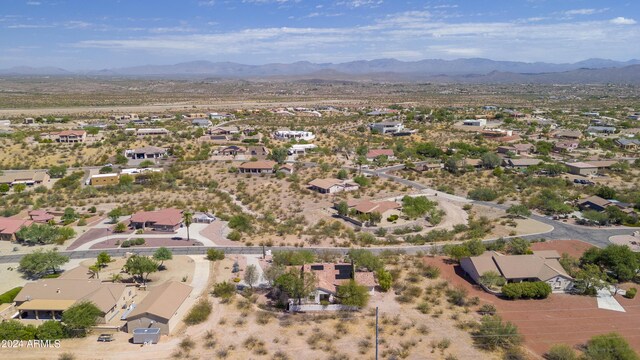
[1,58,640,84]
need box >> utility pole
[375,306,379,360]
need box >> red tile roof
[0,218,33,235]
[366,149,394,158]
[130,208,183,227]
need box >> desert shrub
[503,347,527,360]
[206,249,225,261]
[120,240,131,248]
[184,299,212,325]
[212,281,236,300]
[423,264,440,279]
[227,230,241,241]
[468,187,499,201]
[478,304,497,316]
[625,287,637,299]
[446,287,468,306]
[583,333,638,360]
[387,214,399,222]
[133,238,145,245]
[502,282,551,300]
[474,315,522,350]
[546,344,578,360]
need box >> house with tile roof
[290,263,376,305]
[14,278,135,323]
[308,178,360,194]
[460,251,573,293]
[126,281,192,335]
[0,218,33,241]
[130,208,183,232]
[238,160,277,174]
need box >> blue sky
[2,0,639,69]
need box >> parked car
[97,334,114,342]
[171,236,183,240]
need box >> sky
[1,0,639,70]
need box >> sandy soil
[530,239,595,258]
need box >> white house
[463,119,487,126]
[369,121,404,134]
[308,179,360,194]
[274,130,315,141]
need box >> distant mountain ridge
[1,58,640,84]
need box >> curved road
[0,158,632,263]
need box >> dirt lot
[424,241,640,357]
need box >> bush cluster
[502,281,551,299]
[184,299,212,325]
[121,238,145,248]
[625,287,637,299]
[0,287,22,304]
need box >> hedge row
[0,287,22,304]
[502,281,551,299]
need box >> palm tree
[110,273,123,283]
[88,263,100,279]
[183,211,193,241]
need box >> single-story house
[0,218,32,241]
[210,126,239,135]
[126,146,168,159]
[90,173,120,186]
[565,162,598,176]
[308,179,360,194]
[553,141,579,153]
[191,118,212,128]
[553,130,583,140]
[502,158,542,169]
[463,119,487,126]
[130,208,183,232]
[14,278,135,323]
[238,160,277,174]
[577,196,610,212]
[460,251,573,293]
[586,126,616,135]
[294,263,376,305]
[348,199,401,218]
[288,144,317,155]
[497,143,534,155]
[273,130,315,141]
[28,210,54,223]
[278,164,295,175]
[0,171,50,187]
[220,145,246,156]
[366,149,395,161]
[411,163,443,173]
[134,128,169,136]
[616,138,640,150]
[126,281,192,335]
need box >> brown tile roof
[578,195,611,208]
[238,160,276,170]
[127,281,192,321]
[133,146,167,155]
[57,130,86,136]
[300,263,376,294]
[14,278,126,313]
[366,149,394,158]
[464,251,571,282]
[0,171,48,184]
[130,208,183,227]
[308,178,342,190]
[0,218,32,236]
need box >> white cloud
[26,1,41,5]
[198,0,215,6]
[337,0,383,9]
[563,8,607,16]
[610,17,636,25]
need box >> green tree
[115,154,128,165]
[348,249,383,271]
[61,301,102,337]
[506,238,531,255]
[369,211,382,225]
[98,166,113,174]
[336,201,349,217]
[61,207,78,225]
[48,165,68,178]
[474,315,522,350]
[269,147,289,164]
[139,160,154,168]
[376,269,392,292]
[273,250,316,266]
[0,184,9,194]
[96,252,112,267]
[243,264,260,289]
[581,245,640,282]
[123,255,159,285]
[402,196,437,219]
[574,263,609,295]
[506,204,531,218]
[479,271,505,289]
[35,320,65,340]
[263,264,286,287]
[16,223,59,244]
[468,187,498,201]
[19,249,69,278]
[0,320,37,340]
[583,333,639,360]
[337,169,348,180]
[183,211,193,241]
[275,269,318,305]
[107,208,122,223]
[337,280,370,307]
[595,186,616,200]
[481,152,502,169]
[119,174,134,187]
[153,247,173,269]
